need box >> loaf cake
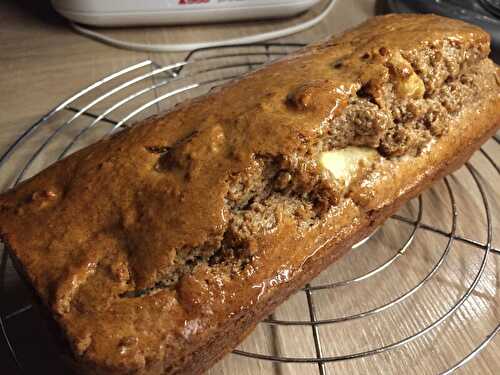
[0,14,499,374]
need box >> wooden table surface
[0,1,499,374]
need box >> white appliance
[51,0,322,27]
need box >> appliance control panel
[51,0,322,26]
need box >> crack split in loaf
[0,13,499,375]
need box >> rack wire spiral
[0,44,499,374]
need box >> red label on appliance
[178,0,210,4]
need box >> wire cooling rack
[0,44,499,374]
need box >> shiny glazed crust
[0,14,499,375]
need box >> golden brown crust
[168,97,500,375]
[0,13,499,375]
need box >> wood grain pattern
[0,0,498,373]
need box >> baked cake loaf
[0,14,499,374]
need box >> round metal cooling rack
[0,44,499,374]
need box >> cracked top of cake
[0,13,499,373]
